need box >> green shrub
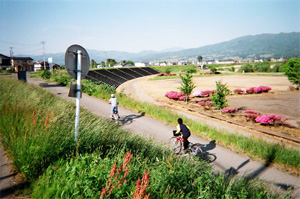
[238,64,254,73]
[165,67,171,74]
[254,62,271,72]
[210,67,217,72]
[186,68,197,74]
[271,64,284,72]
[229,66,235,72]
[41,70,51,79]
[81,79,98,96]
[51,72,72,86]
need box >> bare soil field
[118,74,300,140]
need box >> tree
[197,55,203,63]
[91,59,97,68]
[211,81,230,110]
[178,71,196,104]
[126,60,135,66]
[283,57,300,89]
[197,55,204,69]
[107,58,116,67]
[210,67,217,73]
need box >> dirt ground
[118,74,300,129]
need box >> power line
[0,40,40,46]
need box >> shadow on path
[39,83,64,88]
[223,147,296,192]
[120,112,145,125]
[192,140,217,162]
[0,173,17,181]
[0,182,29,198]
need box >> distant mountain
[13,32,300,65]
[159,47,185,53]
[136,32,300,61]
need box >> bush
[81,80,98,96]
[229,67,235,72]
[51,72,72,86]
[271,63,284,72]
[254,62,271,72]
[238,64,254,73]
[282,58,300,88]
[186,68,197,74]
[210,67,217,73]
[165,67,171,74]
[41,70,51,79]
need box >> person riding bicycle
[174,118,191,151]
[109,94,120,119]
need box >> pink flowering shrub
[193,91,208,97]
[246,88,254,94]
[197,100,214,109]
[165,91,184,99]
[259,86,272,92]
[233,86,272,94]
[244,110,261,121]
[221,107,237,113]
[157,73,176,76]
[165,91,187,101]
[255,114,288,125]
[253,87,262,93]
[234,88,243,94]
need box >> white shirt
[109,98,118,106]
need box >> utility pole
[41,41,46,70]
[10,47,14,71]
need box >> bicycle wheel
[190,145,203,158]
[169,137,182,154]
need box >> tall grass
[0,77,165,180]
[0,77,288,198]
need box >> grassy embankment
[34,69,300,175]
[0,77,289,198]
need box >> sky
[0,0,299,56]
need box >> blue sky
[0,0,299,55]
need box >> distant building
[34,61,49,71]
[33,61,60,71]
[135,62,150,67]
[0,54,11,70]
[12,56,34,72]
[159,62,167,66]
[113,63,134,68]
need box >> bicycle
[111,107,120,123]
[169,131,216,162]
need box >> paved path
[1,76,299,198]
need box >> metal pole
[42,41,46,70]
[74,50,82,142]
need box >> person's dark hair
[177,118,183,124]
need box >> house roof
[13,57,33,60]
[0,54,10,59]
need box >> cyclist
[174,118,191,152]
[109,94,120,119]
